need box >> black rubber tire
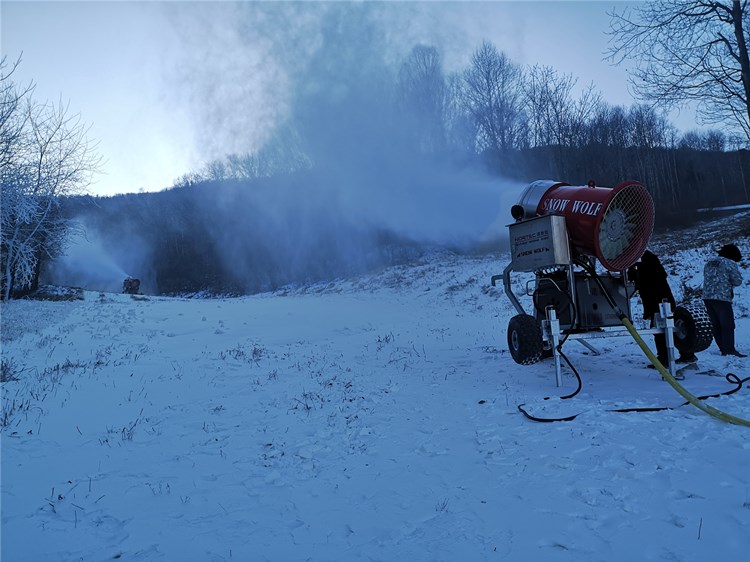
[507,314,544,365]
[673,302,713,354]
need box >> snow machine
[122,277,141,295]
[491,180,713,385]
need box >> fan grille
[598,183,654,270]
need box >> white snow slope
[2,213,750,562]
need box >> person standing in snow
[702,244,746,357]
[629,250,695,366]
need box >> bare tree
[442,72,478,154]
[186,123,313,184]
[621,104,678,205]
[680,129,727,150]
[627,104,674,149]
[1,60,100,299]
[524,65,602,149]
[607,0,750,141]
[462,41,526,152]
[523,65,602,177]
[397,45,448,153]
[584,103,628,147]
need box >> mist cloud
[42,221,153,293]
[48,2,529,295]
[165,2,521,246]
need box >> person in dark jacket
[629,250,695,365]
[703,244,745,357]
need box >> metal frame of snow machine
[490,181,713,386]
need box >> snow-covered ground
[2,214,750,561]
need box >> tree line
[175,40,749,214]
[74,145,747,299]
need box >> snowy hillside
[1,212,750,561]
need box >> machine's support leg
[660,301,677,377]
[546,306,563,387]
[493,262,525,317]
[576,339,601,355]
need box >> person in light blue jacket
[702,244,745,357]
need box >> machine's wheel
[508,314,543,365]
[673,302,713,354]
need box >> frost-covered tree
[1,57,100,299]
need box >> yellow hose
[621,317,750,427]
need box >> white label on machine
[509,214,571,272]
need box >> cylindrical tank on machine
[514,180,655,271]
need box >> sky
[1,210,749,560]
[1,1,700,198]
